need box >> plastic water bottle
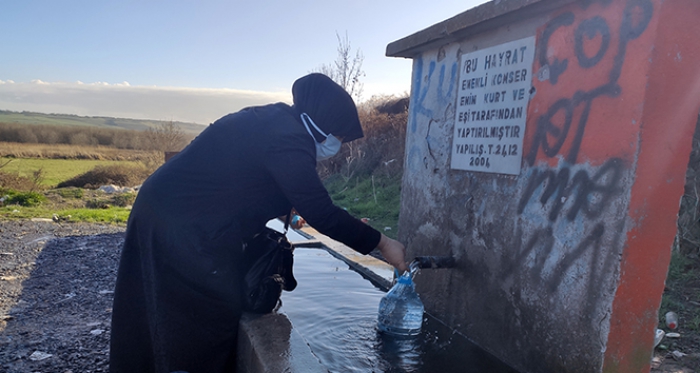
[377,271,424,336]
[665,311,679,330]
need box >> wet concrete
[237,312,327,373]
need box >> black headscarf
[292,73,364,143]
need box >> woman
[109,73,407,373]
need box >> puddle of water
[280,248,518,373]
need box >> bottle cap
[397,274,412,284]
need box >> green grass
[658,250,700,331]
[324,173,402,239]
[1,157,142,187]
[0,205,131,224]
[2,190,46,207]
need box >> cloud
[0,80,292,124]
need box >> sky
[1,0,490,125]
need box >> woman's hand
[279,214,306,229]
[377,234,408,273]
[290,215,306,229]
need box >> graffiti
[536,12,574,85]
[410,57,458,133]
[517,157,624,222]
[527,0,653,165]
[410,58,435,133]
[408,55,459,174]
[499,219,623,317]
[508,0,654,306]
[575,17,611,68]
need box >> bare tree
[144,121,186,152]
[314,32,365,102]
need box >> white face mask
[300,113,341,161]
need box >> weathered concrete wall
[237,313,328,373]
[390,0,700,372]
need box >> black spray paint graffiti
[506,0,653,304]
[517,157,625,223]
[499,219,625,318]
[526,0,653,165]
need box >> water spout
[412,256,456,270]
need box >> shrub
[111,192,136,207]
[0,169,45,192]
[86,199,111,209]
[1,190,46,207]
[57,164,152,189]
[0,171,37,191]
[56,187,84,199]
[317,95,408,183]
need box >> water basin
[280,248,518,373]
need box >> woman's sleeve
[265,134,381,255]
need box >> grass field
[0,153,402,231]
[0,110,205,134]
[0,205,131,224]
[1,157,144,187]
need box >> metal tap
[411,256,455,270]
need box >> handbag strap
[283,210,293,233]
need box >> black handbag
[240,217,297,313]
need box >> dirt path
[0,220,697,372]
[0,221,124,373]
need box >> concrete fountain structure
[387,0,700,372]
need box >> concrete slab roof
[386,0,576,58]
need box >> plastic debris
[666,332,681,338]
[98,185,136,194]
[653,329,665,348]
[29,351,53,361]
[671,350,686,360]
[52,214,71,223]
[90,329,104,336]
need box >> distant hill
[0,110,206,135]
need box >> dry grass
[678,115,700,258]
[317,95,408,181]
[0,171,40,191]
[0,141,163,162]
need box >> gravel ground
[0,221,124,373]
[0,220,697,373]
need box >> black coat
[109,101,381,373]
